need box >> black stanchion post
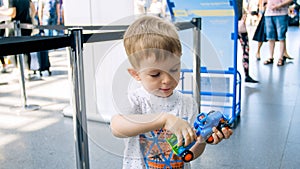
[192,18,201,113]
[68,28,90,169]
[11,20,40,111]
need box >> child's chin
[158,92,173,98]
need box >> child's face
[128,55,181,98]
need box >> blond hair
[123,16,182,69]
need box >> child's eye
[150,72,160,77]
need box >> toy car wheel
[206,136,214,144]
[181,150,194,162]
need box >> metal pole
[12,20,40,111]
[14,21,28,107]
[68,28,90,169]
[192,18,201,113]
[4,20,11,37]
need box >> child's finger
[210,133,220,144]
[213,127,224,140]
[221,127,233,139]
[188,127,197,140]
[182,129,194,146]
[175,132,183,146]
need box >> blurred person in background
[253,0,293,61]
[38,0,59,36]
[0,0,35,69]
[237,0,259,83]
[263,0,293,66]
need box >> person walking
[237,0,259,83]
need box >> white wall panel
[64,0,134,122]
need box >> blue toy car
[167,111,230,162]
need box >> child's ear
[128,68,141,81]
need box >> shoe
[284,55,294,60]
[277,57,286,66]
[245,76,259,83]
[1,68,7,73]
[256,55,261,61]
[264,58,274,65]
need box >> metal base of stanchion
[0,82,8,85]
[27,75,43,81]
[10,104,41,112]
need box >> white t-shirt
[121,87,198,169]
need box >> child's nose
[161,73,173,84]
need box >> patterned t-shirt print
[140,128,184,169]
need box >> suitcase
[30,50,51,76]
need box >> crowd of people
[238,0,298,83]
[0,0,64,73]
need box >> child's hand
[163,114,197,147]
[209,127,233,144]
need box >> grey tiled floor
[0,25,300,169]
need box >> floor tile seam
[279,88,299,169]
